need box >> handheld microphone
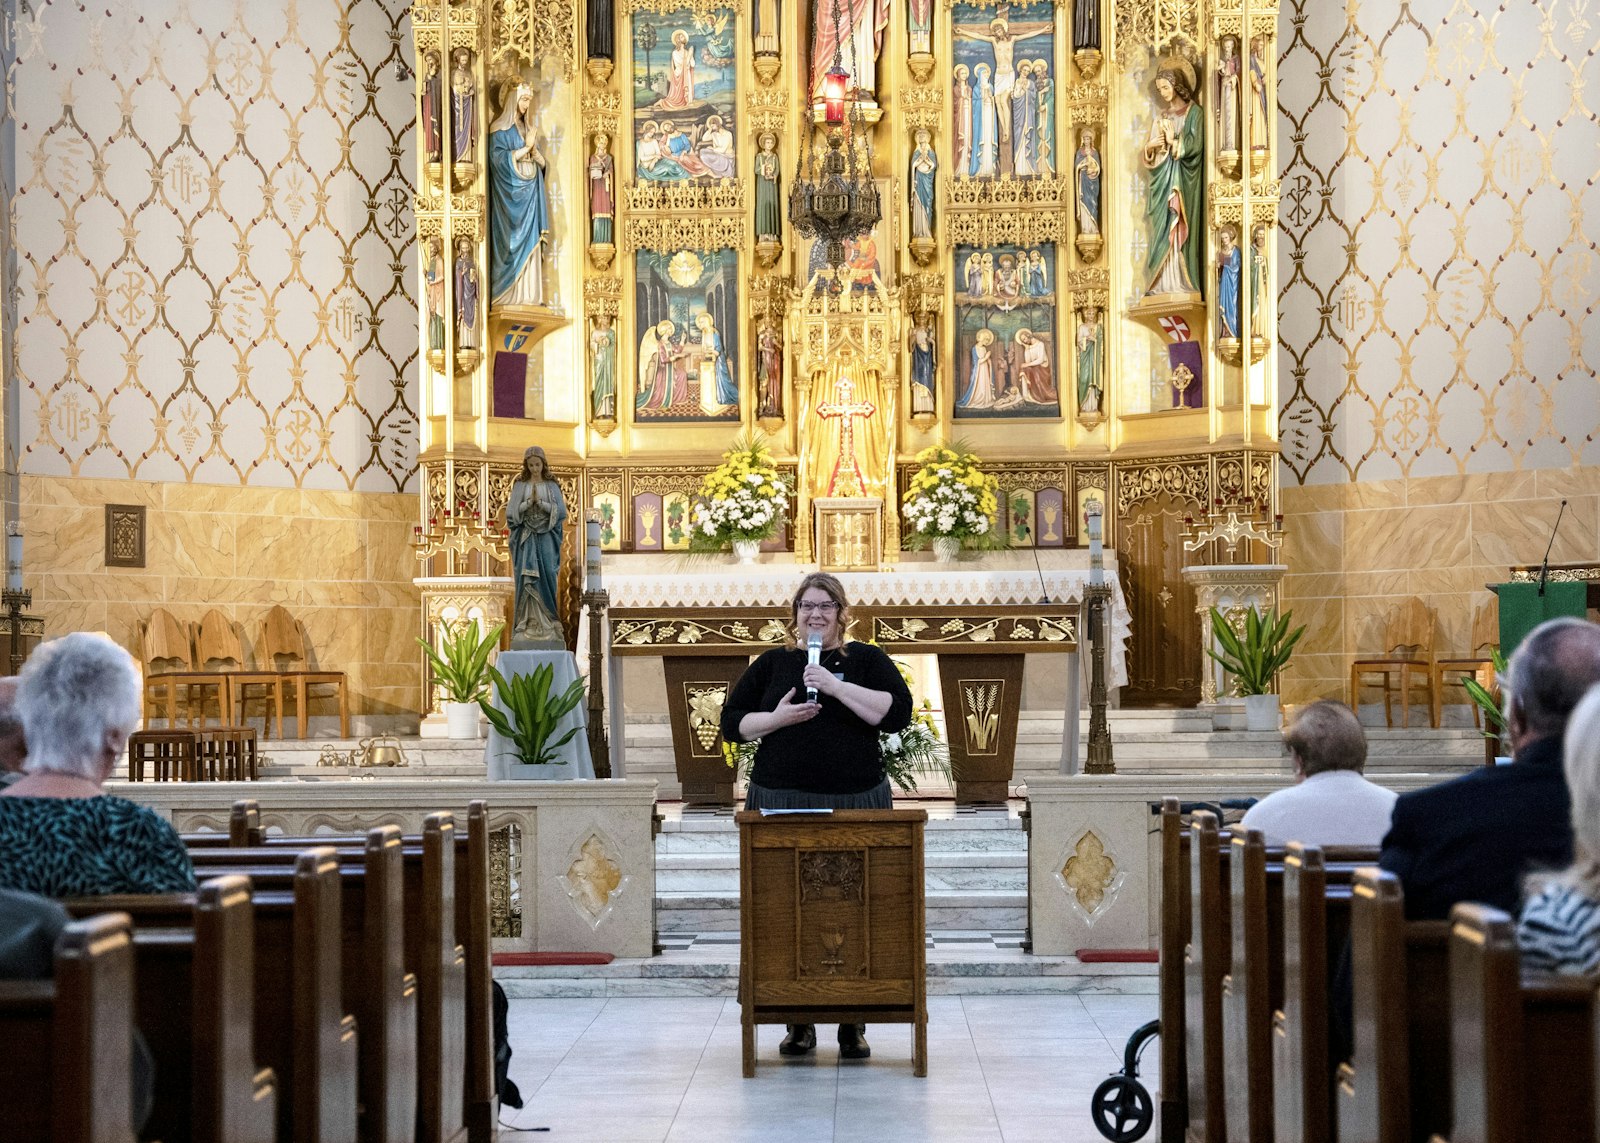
[805,631,822,703]
[1537,499,1568,597]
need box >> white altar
[584,550,1133,782]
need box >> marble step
[494,950,1155,998]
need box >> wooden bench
[66,877,279,1143]
[182,796,492,1140]
[71,856,354,1143]
[1435,903,1598,1143]
[0,913,137,1143]
[188,813,475,1143]
[1186,810,1233,1143]
[1335,868,1452,1143]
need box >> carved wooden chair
[193,608,279,739]
[1349,597,1437,728]
[1430,599,1499,730]
[139,608,227,728]
[260,604,350,739]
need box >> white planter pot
[1243,693,1281,732]
[732,539,762,564]
[932,536,961,564]
[444,700,482,739]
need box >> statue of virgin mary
[488,83,552,308]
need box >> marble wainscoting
[1023,772,1449,956]
[1278,462,1600,707]
[22,474,425,726]
[118,778,659,958]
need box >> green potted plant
[1205,606,1306,731]
[479,661,587,765]
[417,619,503,739]
[1461,647,1509,764]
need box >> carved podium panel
[737,809,928,1077]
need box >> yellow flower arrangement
[691,435,792,547]
[901,442,999,543]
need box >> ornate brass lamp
[788,0,880,271]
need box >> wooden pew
[72,858,354,1143]
[186,827,414,1143]
[0,913,137,1143]
[179,798,264,849]
[1218,839,1378,1143]
[1186,810,1232,1143]
[1438,903,1597,1143]
[236,801,493,1143]
[1160,797,1191,1143]
[1274,844,1351,1143]
[67,877,278,1143]
[1335,869,1451,1143]
[189,815,469,1143]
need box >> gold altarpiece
[408,0,1287,708]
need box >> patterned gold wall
[1277,0,1600,484]
[1275,0,1600,705]
[5,0,419,492]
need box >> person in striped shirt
[1518,684,1600,974]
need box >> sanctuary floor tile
[501,993,1159,1143]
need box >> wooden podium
[737,809,928,1076]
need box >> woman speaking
[720,571,914,1060]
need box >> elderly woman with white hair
[1517,682,1600,973]
[0,632,194,896]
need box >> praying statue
[756,321,783,418]
[488,83,551,308]
[1141,57,1204,299]
[1076,305,1103,417]
[420,50,443,164]
[1073,127,1101,236]
[590,315,617,420]
[755,133,782,242]
[909,319,936,417]
[450,48,476,165]
[506,446,568,649]
[424,237,446,352]
[454,237,479,350]
[588,132,614,247]
[909,129,937,240]
[586,0,614,60]
[1217,226,1241,340]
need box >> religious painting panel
[953,242,1060,420]
[1005,488,1036,547]
[633,248,741,422]
[1034,487,1066,548]
[662,491,693,550]
[950,0,1057,180]
[808,0,890,99]
[633,491,664,550]
[631,7,738,184]
[593,492,624,551]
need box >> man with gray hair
[1380,616,1600,920]
[1240,699,1395,846]
[0,677,26,786]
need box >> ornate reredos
[408,0,1280,484]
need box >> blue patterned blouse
[0,795,197,897]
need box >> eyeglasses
[797,601,840,614]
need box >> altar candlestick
[5,526,21,592]
[585,513,603,591]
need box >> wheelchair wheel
[1091,1074,1154,1142]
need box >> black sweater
[720,642,915,795]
